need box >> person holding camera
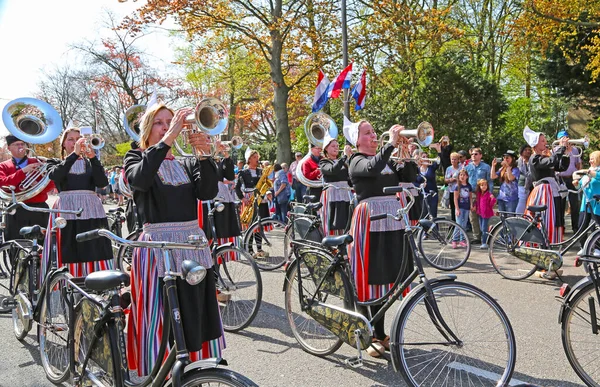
[491,150,520,213]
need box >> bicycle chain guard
[513,246,562,271]
[306,301,373,350]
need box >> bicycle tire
[215,246,262,332]
[39,271,72,384]
[242,219,287,271]
[583,229,600,259]
[488,221,537,280]
[165,367,258,387]
[561,281,600,386]
[12,258,32,341]
[116,230,141,272]
[0,241,30,314]
[392,281,516,387]
[418,218,470,271]
[284,257,346,357]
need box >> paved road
[0,199,589,386]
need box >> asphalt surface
[0,198,589,386]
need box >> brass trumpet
[80,126,105,151]
[380,122,434,162]
[552,136,589,154]
[175,97,229,158]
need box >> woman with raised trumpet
[124,103,223,376]
[346,121,418,357]
[319,134,353,235]
[523,126,570,252]
[43,127,113,278]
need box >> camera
[495,157,503,164]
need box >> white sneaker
[479,244,488,249]
[577,248,585,256]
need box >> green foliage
[115,142,132,157]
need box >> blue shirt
[274,170,290,202]
[580,168,600,215]
[416,163,439,193]
[495,167,519,202]
[465,162,493,193]
[457,183,473,210]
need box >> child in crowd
[453,169,472,248]
[474,179,496,249]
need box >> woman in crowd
[346,121,418,357]
[43,127,114,278]
[273,163,291,222]
[124,103,224,376]
[444,152,461,222]
[319,134,353,235]
[491,150,520,213]
[516,144,532,214]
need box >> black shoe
[470,239,481,244]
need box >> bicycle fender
[32,266,70,322]
[283,258,297,292]
[182,357,228,374]
[558,276,594,323]
[389,275,457,373]
[486,221,502,245]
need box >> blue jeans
[276,200,289,222]
[479,217,490,244]
[454,209,469,241]
[426,192,439,218]
[498,199,518,214]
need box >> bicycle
[284,186,516,386]
[38,228,258,387]
[106,207,126,239]
[240,188,287,271]
[487,187,600,280]
[557,250,600,386]
[208,201,262,332]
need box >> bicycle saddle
[305,202,323,211]
[85,270,130,292]
[303,195,316,203]
[321,234,353,248]
[19,225,46,240]
[526,205,547,213]
[108,207,124,213]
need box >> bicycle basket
[505,217,545,245]
[293,217,323,243]
[298,247,346,300]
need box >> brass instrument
[175,97,229,158]
[296,112,338,189]
[552,136,589,155]
[122,104,144,143]
[380,122,435,162]
[118,172,132,199]
[239,164,275,226]
[1,98,62,202]
[80,126,105,151]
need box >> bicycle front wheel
[243,219,287,271]
[172,368,258,386]
[561,282,600,386]
[583,229,600,259]
[39,271,72,384]
[116,230,141,273]
[215,247,262,332]
[418,219,470,270]
[488,222,537,280]
[392,281,516,387]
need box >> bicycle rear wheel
[39,271,72,384]
[170,368,258,386]
[243,219,287,271]
[583,229,600,258]
[116,230,141,273]
[392,281,516,386]
[561,282,600,386]
[215,246,262,332]
[418,219,470,270]
[488,222,537,280]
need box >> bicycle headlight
[54,217,67,229]
[181,260,207,286]
[215,202,225,213]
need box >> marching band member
[346,120,418,357]
[124,103,224,376]
[236,148,270,225]
[301,144,323,202]
[523,126,569,246]
[319,133,352,235]
[43,127,113,278]
[0,135,54,243]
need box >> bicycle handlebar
[3,201,82,217]
[76,228,209,250]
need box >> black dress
[46,153,113,265]
[319,156,352,234]
[235,168,270,220]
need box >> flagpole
[341,0,350,118]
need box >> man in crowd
[465,147,493,244]
[289,151,306,203]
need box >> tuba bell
[295,112,338,189]
[122,104,145,143]
[0,98,62,202]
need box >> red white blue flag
[351,68,367,111]
[328,63,353,99]
[312,69,331,113]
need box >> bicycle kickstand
[345,329,365,368]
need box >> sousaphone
[295,112,338,188]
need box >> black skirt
[4,202,50,243]
[368,230,414,285]
[60,218,113,263]
[258,202,270,219]
[159,267,222,351]
[327,201,351,231]
[200,202,241,240]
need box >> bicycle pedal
[345,356,363,368]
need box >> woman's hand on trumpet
[163,107,194,146]
[343,144,353,158]
[188,132,212,156]
[387,124,406,148]
[75,138,96,159]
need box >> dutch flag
[328,63,353,99]
[351,68,367,111]
[311,69,331,113]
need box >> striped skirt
[525,181,564,244]
[348,196,413,302]
[320,181,352,236]
[41,190,114,281]
[127,220,225,376]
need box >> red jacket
[0,158,55,203]
[301,156,322,180]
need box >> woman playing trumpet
[319,134,353,235]
[346,121,418,357]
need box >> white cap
[66,119,75,130]
[322,131,337,151]
[343,115,359,146]
[523,126,541,148]
[245,147,253,162]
